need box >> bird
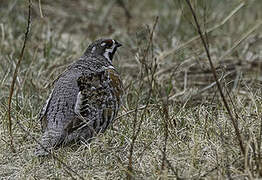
[35,38,123,156]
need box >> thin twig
[6,2,84,179]
[115,105,147,121]
[7,0,32,153]
[127,17,158,180]
[159,149,181,179]
[185,0,245,155]
[160,97,169,173]
[127,104,138,180]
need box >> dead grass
[1,0,262,179]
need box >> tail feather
[35,130,64,156]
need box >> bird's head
[85,38,122,63]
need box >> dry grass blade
[158,1,245,60]
[219,21,262,61]
[185,0,245,155]
[38,0,44,18]
[115,105,147,121]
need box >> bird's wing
[106,68,124,105]
[38,90,54,132]
[69,67,123,136]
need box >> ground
[0,0,262,179]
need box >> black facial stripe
[109,47,117,60]
[109,52,113,60]
[112,47,117,55]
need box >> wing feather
[71,67,123,138]
[39,90,53,132]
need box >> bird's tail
[35,130,64,156]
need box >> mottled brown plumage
[35,39,123,156]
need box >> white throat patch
[103,40,116,63]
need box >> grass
[1,0,262,179]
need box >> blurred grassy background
[0,0,262,179]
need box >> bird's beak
[115,41,122,48]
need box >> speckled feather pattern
[36,41,123,156]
